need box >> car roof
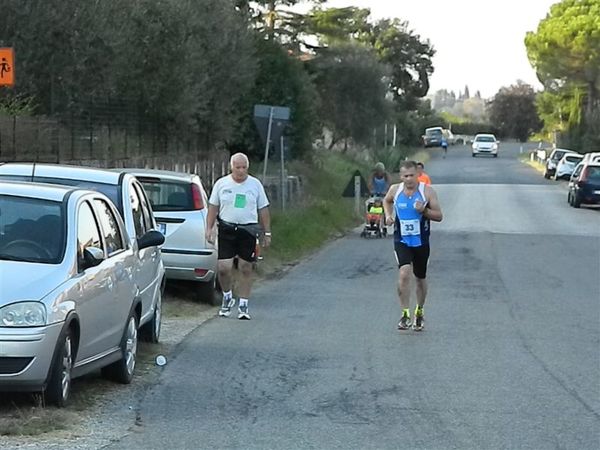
[121,168,198,183]
[0,163,127,185]
[551,148,576,154]
[561,153,583,159]
[475,134,496,138]
[0,179,79,202]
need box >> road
[109,142,600,450]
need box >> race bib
[234,193,247,208]
[400,219,420,236]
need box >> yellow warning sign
[0,48,15,87]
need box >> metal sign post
[262,107,274,183]
[280,135,286,210]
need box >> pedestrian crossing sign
[0,48,15,87]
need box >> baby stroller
[360,196,387,238]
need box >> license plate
[158,223,167,235]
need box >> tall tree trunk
[267,0,276,40]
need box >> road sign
[0,48,15,87]
[253,104,290,182]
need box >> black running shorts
[394,242,430,279]
[218,222,258,262]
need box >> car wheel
[140,288,162,343]
[45,328,74,407]
[493,154,498,158]
[568,192,572,205]
[572,193,582,208]
[472,153,476,157]
[197,275,219,305]
[544,172,549,179]
[102,313,138,384]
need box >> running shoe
[413,312,424,331]
[397,315,411,330]
[218,297,235,317]
[238,303,251,320]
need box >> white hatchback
[129,169,218,304]
[472,134,499,157]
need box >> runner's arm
[383,184,397,225]
[423,187,443,222]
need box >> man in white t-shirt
[207,152,271,320]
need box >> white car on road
[554,153,583,180]
[472,134,499,157]
[127,169,218,304]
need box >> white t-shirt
[209,174,270,224]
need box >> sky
[298,0,559,99]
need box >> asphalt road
[109,142,600,450]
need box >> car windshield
[476,136,495,142]
[138,178,193,212]
[565,156,581,163]
[0,195,66,263]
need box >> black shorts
[218,222,258,262]
[394,242,430,279]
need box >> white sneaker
[218,297,235,317]
[237,304,251,320]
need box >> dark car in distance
[568,162,600,208]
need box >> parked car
[581,152,600,165]
[544,148,577,179]
[423,126,443,147]
[0,181,150,405]
[0,163,165,342]
[126,169,218,304]
[471,134,499,157]
[567,162,600,208]
[554,153,583,180]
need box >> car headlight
[492,144,498,150]
[0,302,47,327]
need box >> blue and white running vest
[393,182,430,247]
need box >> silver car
[127,169,218,303]
[0,182,160,406]
[0,163,166,342]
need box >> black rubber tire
[102,313,138,384]
[140,288,162,343]
[196,274,220,305]
[45,328,74,407]
[572,193,582,208]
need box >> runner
[383,160,443,331]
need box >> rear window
[0,195,66,264]
[587,167,600,180]
[139,179,193,211]
[552,151,569,161]
[475,136,496,142]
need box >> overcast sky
[297,0,559,98]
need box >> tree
[525,0,600,146]
[231,37,319,160]
[309,43,390,149]
[488,82,542,142]
[363,19,435,111]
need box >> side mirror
[80,247,104,270]
[138,230,165,250]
